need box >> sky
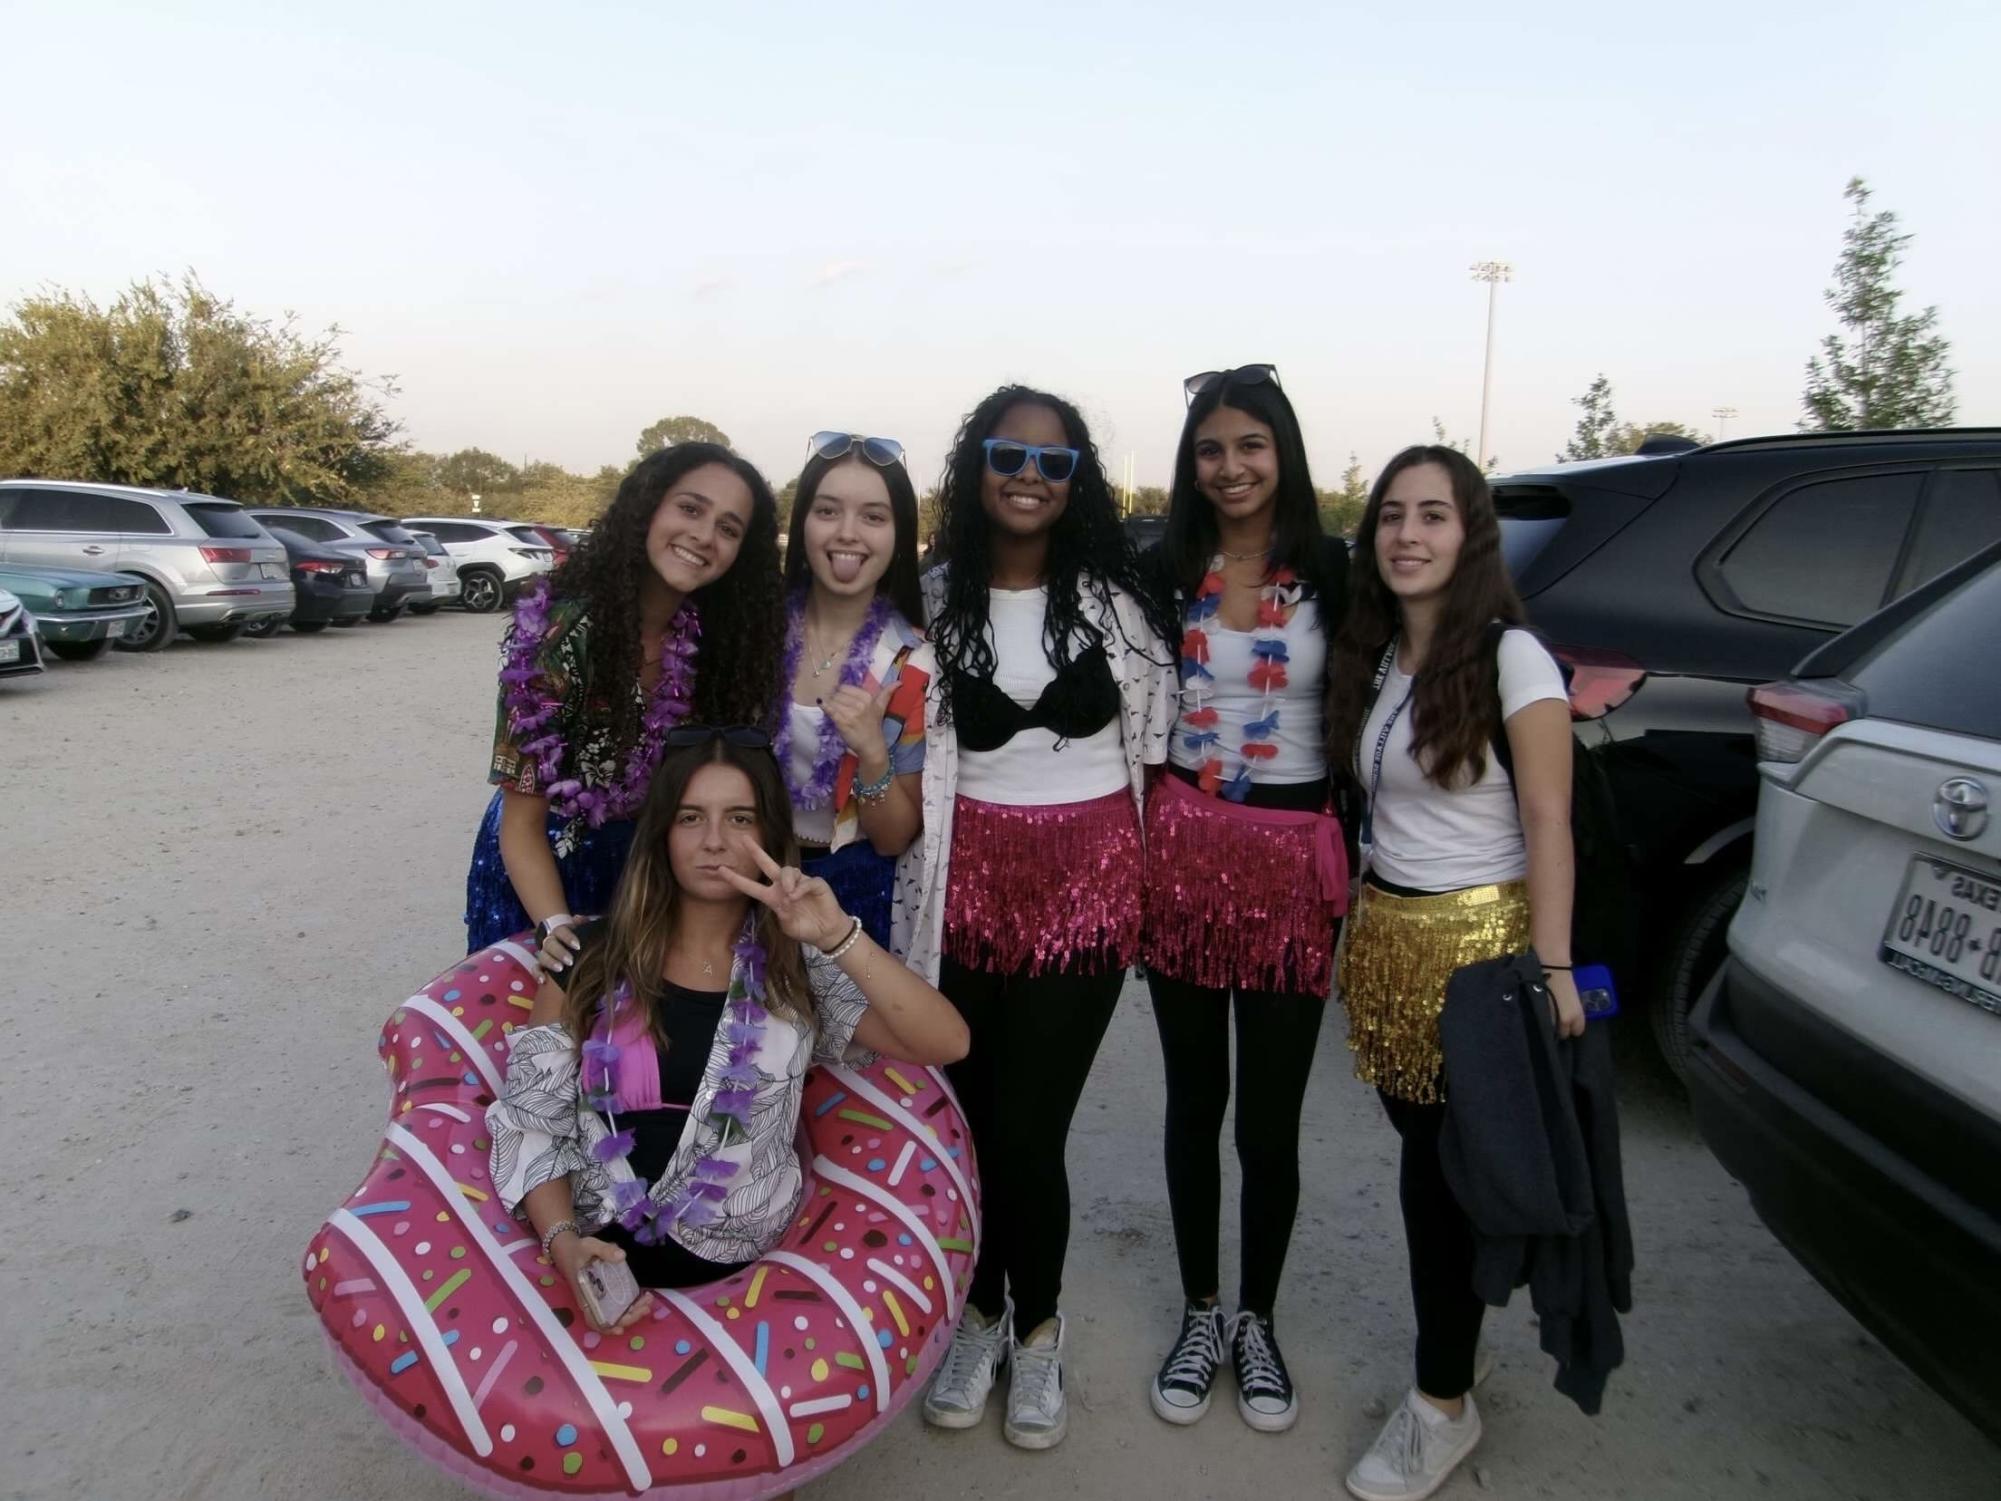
[4,0,1996,491]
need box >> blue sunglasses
[982,438,1080,484]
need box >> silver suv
[244,507,431,623]
[0,480,293,650]
[404,530,464,614]
[398,516,554,613]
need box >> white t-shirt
[1168,598,1327,784]
[1359,629,1568,891]
[955,587,1129,806]
[785,700,837,846]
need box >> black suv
[1493,428,2001,1074]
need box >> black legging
[1149,973,1325,1320]
[940,954,1123,1334]
[1379,1090,1485,1399]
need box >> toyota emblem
[1935,778,1990,842]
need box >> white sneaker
[1345,1388,1482,1501]
[922,1300,1011,1430]
[1004,1312,1068,1450]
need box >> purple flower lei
[501,577,701,827]
[587,919,772,1246]
[771,590,893,811]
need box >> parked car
[240,528,375,636]
[0,562,151,661]
[243,507,430,623]
[1687,535,2001,1440]
[1490,428,2001,1074]
[397,516,554,613]
[0,479,294,650]
[1123,513,1168,553]
[0,585,43,678]
[404,530,463,614]
[503,521,573,567]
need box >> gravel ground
[2,611,1994,1501]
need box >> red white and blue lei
[1178,556,1301,803]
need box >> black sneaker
[1149,1301,1226,1424]
[1231,1310,1299,1432]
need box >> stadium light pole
[1712,405,1738,440]
[1470,261,1512,467]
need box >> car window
[362,520,420,545]
[1716,472,1923,627]
[1895,469,2001,597]
[505,525,547,545]
[416,521,476,542]
[7,488,113,531]
[1849,548,2001,739]
[260,513,342,542]
[99,494,173,533]
[184,501,267,539]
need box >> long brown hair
[558,736,813,1043]
[1326,445,1525,790]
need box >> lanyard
[1358,637,1414,851]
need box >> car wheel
[368,603,406,623]
[187,622,245,644]
[291,620,328,634]
[460,569,504,613]
[1653,864,1749,1082]
[114,582,175,652]
[330,616,361,628]
[48,638,111,662]
[242,617,282,639]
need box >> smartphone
[578,1255,642,1328]
[1575,963,1620,1020]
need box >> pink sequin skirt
[1140,772,1350,996]
[944,789,1143,976]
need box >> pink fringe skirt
[944,789,1143,976]
[1140,772,1350,996]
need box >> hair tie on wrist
[823,916,865,961]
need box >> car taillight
[199,546,252,563]
[1550,643,1646,720]
[366,547,397,559]
[1748,681,1864,763]
[297,559,345,574]
[423,557,439,569]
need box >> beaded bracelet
[852,765,895,805]
[823,915,866,961]
[539,1218,580,1255]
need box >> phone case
[579,1255,642,1327]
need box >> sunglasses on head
[663,724,773,751]
[809,431,906,469]
[982,438,1080,484]
[1183,363,1281,406]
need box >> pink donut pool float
[303,934,981,1498]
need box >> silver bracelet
[823,915,866,961]
[539,1218,580,1256]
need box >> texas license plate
[1880,856,2001,1018]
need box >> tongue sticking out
[827,551,866,586]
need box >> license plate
[348,575,366,588]
[260,562,286,579]
[0,640,19,663]
[1880,856,2001,1018]
[104,618,126,638]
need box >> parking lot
[3,611,1995,1501]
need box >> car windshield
[186,502,269,539]
[1847,549,2001,740]
[363,520,420,545]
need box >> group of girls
[466,367,1584,1501]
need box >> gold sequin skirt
[1337,878,1532,1104]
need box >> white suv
[398,517,554,613]
[1689,533,2001,1441]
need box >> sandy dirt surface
[2,611,1993,1501]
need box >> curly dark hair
[549,443,785,744]
[1325,445,1525,790]
[928,384,1178,717]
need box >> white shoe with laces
[1004,1312,1069,1449]
[922,1299,1011,1430]
[1345,1388,1483,1501]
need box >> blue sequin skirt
[801,839,896,951]
[463,789,639,953]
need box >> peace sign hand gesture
[719,836,853,951]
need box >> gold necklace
[1218,545,1268,562]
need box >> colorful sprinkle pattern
[304,935,981,1497]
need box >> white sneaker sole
[1004,1409,1069,1450]
[1237,1389,1299,1433]
[1150,1381,1211,1425]
[1343,1413,1482,1501]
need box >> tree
[1564,374,1620,460]
[1127,485,1171,516]
[636,415,731,454]
[1602,420,1710,454]
[0,273,399,504]
[1431,417,1494,471]
[436,447,519,497]
[1802,177,1955,431]
[1317,452,1370,535]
